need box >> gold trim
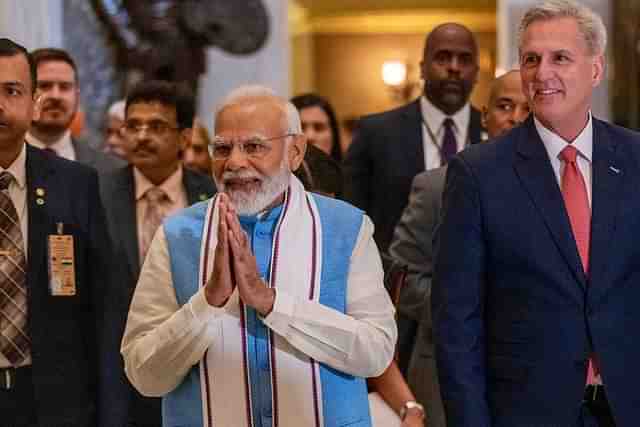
[289,1,313,36]
[291,9,496,36]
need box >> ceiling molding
[290,9,496,36]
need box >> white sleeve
[262,215,397,377]
[120,227,224,397]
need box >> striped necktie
[0,171,29,366]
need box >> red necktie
[559,145,598,384]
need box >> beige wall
[292,31,496,123]
[290,33,316,96]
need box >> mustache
[41,99,66,111]
[222,170,262,182]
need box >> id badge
[47,223,76,296]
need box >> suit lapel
[111,167,140,279]
[513,118,587,290]
[588,119,625,301]
[399,100,425,174]
[25,145,55,292]
[72,139,95,168]
[468,107,484,145]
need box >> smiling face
[520,17,604,140]
[0,53,34,155]
[212,98,305,215]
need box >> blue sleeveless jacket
[162,194,372,427]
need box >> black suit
[344,99,483,252]
[72,138,125,173]
[4,145,125,426]
[100,165,216,427]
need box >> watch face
[400,401,425,420]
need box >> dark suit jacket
[433,116,640,426]
[388,167,447,427]
[295,143,343,198]
[344,99,483,252]
[73,138,125,174]
[23,145,124,427]
[100,165,216,427]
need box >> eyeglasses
[209,134,295,160]
[122,120,179,137]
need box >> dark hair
[290,93,342,162]
[30,48,78,84]
[125,80,195,130]
[0,38,36,93]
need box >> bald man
[345,23,485,253]
[389,70,530,427]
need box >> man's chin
[32,121,70,135]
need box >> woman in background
[291,93,344,162]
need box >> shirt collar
[25,130,73,154]
[420,95,470,136]
[134,166,184,203]
[534,112,593,163]
[0,142,27,190]
[238,203,284,225]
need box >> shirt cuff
[188,287,226,322]
[262,289,295,335]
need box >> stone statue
[91,0,270,95]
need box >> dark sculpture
[91,0,270,96]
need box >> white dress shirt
[535,113,593,206]
[420,96,470,170]
[121,215,397,396]
[26,130,76,161]
[0,142,30,367]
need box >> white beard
[215,156,290,216]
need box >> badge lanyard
[421,118,470,166]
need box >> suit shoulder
[184,168,217,192]
[597,119,640,144]
[357,101,418,129]
[98,165,131,191]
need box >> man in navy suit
[0,38,124,427]
[433,1,637,426]
[344,23,484,253]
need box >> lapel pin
[36,188,45,196]
[609,166,621,174]
[36,198,45,206]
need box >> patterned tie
[139,187,167,264]
[0,172,29,366]
[559,146,598,384]
[441,117,457,165]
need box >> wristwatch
[399,400,425,420]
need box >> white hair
[215,84,301,135]
[107,99,126,120]
[518,0,607,56]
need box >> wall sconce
[382,60,420,102]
